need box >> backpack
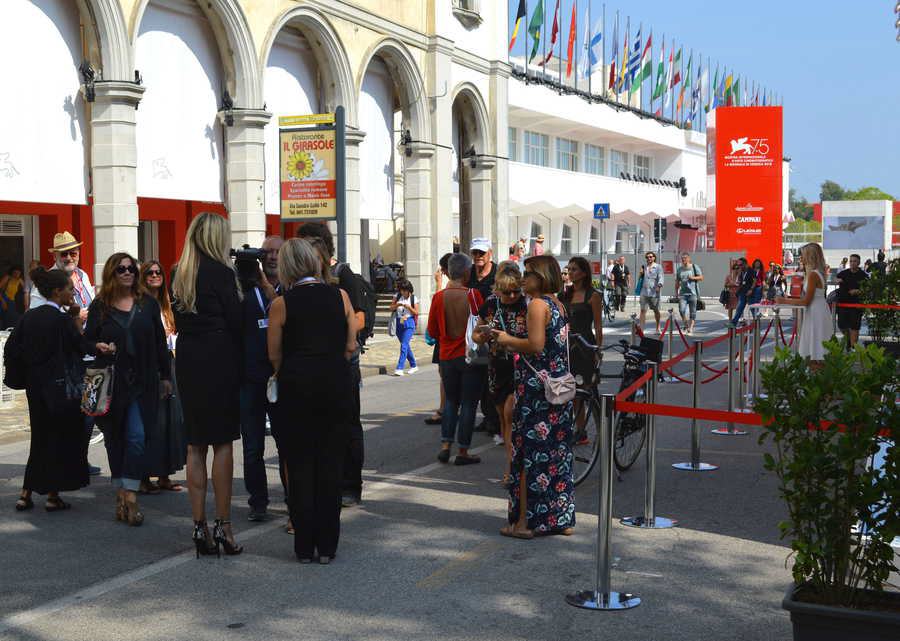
[335,263,376,345]
[2,317,26,390]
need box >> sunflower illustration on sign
[284,150,329,181]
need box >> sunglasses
[115,264,138,275]
[500,289,522,296]
[60,250,79,258]
[646,255,656,260]
[144,269,163,277]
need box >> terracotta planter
[782,584,900,641]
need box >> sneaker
[392,369,405,376]
[407,367,419,374]
[341,495,360,508]
[492,434,505,446]
[248,509,268,522]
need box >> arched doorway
[451,85,491,255]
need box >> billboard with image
[822,216,885,250]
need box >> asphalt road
[0,307,797,641]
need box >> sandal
[499,525,533,540]
[156,479,184,492]
[139,480,160,495]
[285,520,295,536]
[45,497,71,512]
[424,412,442,425]
[15,496,34,511]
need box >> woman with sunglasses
[139,260,185,494]
[473,261,528,485]
[84,253,172,525]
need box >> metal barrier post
[630,313,638,343]
[775,308,783,346]
[622,364,676,528]
[751,316,762,403]
[661,309,676,383]
[738,331,748,412]
[712,326,747,435]
[673,341,718,472]
[567,394,641,611]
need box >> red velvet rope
[615,368,653,403]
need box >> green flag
[652,39,666,100]
[527,0,544,63]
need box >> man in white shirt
[638,251,664,334]
[29,231,93,324]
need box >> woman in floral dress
[493,255,575,539]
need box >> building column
[469,157,496,243]
[219,109,271,248]
[489,61,511,254]
[426,36,454,268]
[403,143,435,328]
[344,129,366,272]
[89,81,144,283]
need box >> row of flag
[508,0,781,129]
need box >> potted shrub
[860,257,900,358]
[757,339,899,641]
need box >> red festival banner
[707,107,783,265]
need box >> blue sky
[507,1,900,201]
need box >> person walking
[561,257,603,381]
[776,243,832,363]
[171,213,243,556]
[427,253,483,465]
[532,234,545,256]
[390,279,418,376]
[674,253,703,334]
[473,262,528,483]
[84,253,171,526]
[835,253,868,348]
[611,256,630,312]
[732,258,755,323]
[493,255,575,538]
[468,238,500,435]
[139,260,185,493]
[723,260,741,322]
[638,251,664,334]
[10,267,91,512]
[267,238,357,563]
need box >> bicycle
[601,285,617,323]
[571,336,655,486]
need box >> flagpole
[600,2,605,101]
[558,0,563,90]
[523,0,529,80]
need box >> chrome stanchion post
[623,364,676,528]
[775,308,783,346]
[673,341,718,471]
[662,309,676,383]
[738,330,748,412]
[751,316,762,403]
[712,326,746,435]
[567,394,641,611]
[630,313,638,344]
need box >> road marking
[0,440,498,635]
[416,540,501,590]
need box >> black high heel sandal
[192,520,216,558]
[213,519,243,556]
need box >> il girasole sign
[707,107,783,265]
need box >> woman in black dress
[171,212,243,556]
[84,253,171,526]
[268,238,357,563]
[11,268,94,512]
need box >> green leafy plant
[757,339,899,608]
[860,257,900,346]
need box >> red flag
[565,2,577,78]
[540,0,561,66]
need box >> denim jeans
[240,381,271,510]
[440,357,482,449]
[395,318,417,370]
[108,401,145,491]
[678,293,698,321]
[734,287,762,323]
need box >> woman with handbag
[492,255,576,539]
[267,238,357,563]
[139,260,185,493]
[171,213,243,556]
[84,253,171,526]
[389,279,419,376]
[11,267,98,512]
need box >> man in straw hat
[533,233,545,256]
[29,231,94,322]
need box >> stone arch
[78,0,131,80]
[130,0,262,108]
[357,38,429,142]
[450,82,491,156]
[260,5,357,127]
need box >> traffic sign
[593,203,610,219]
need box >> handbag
[719,288,730,306]
[465,289,490,366]
[697,299,706,311]
[266,373,278,403]
[521,310,576,405]
[634,274,644,296]
[387,310,398,337]
[81,304,135,417]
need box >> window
[633,154,651,179]
[523,131,549,167]
[611,150,629,178]
[508,127,518,162]
[585,144,605,175]
[556,137,579,172]
[561,224,573,255]
[589,226,600,254]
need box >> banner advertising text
[280,127,337,220]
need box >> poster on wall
[710,106,783,266]
[279,115,337,220]
[822,216,885,250]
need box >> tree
[789,187,814,221]
[819,180,845,201]
[844,186,896,201]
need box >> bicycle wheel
[613,412,646,471]
[572,395,601,486]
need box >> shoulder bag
[693,264,706,311]
[81,305,135,417]
[464,289,490,366]
[521,302,576,404]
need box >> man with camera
[235,236,283,521]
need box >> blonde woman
[776,243,833,363]
[267,239,357,563]
[171,212,244,557]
